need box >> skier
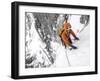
[59,19,79,49]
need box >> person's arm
[70,29,79,40]
[70,29,77,38]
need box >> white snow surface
[51,42,69,67]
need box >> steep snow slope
[51,42,69,67]
[67,24,90,66]
[52,15,90,67]
[67,17,90,66]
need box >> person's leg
[65,39,77,49]
[64,39,72,47]
[68,38,72,44]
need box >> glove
[75,37,79,40]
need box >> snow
[50,42,69,67]
[69,15,84,35]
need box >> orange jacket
[61,22,77,47]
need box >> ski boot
[71,45,77,49]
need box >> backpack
[58,27,64,37]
